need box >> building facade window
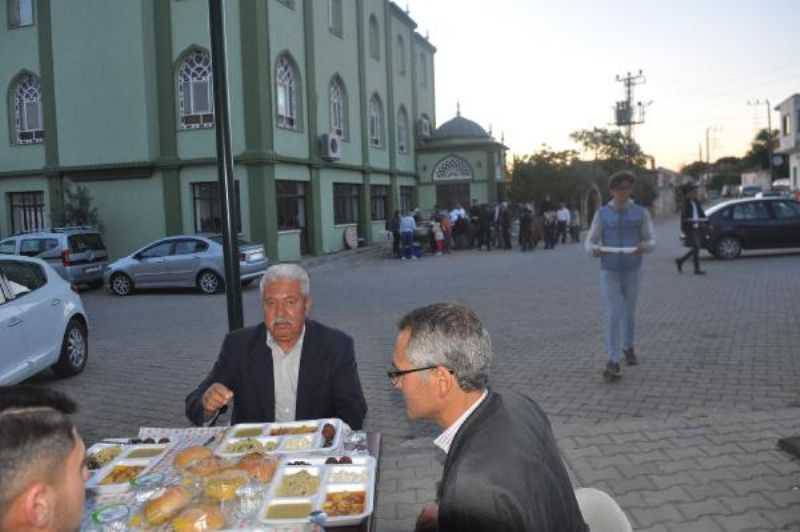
[418,113,432,138]
[370,185,389,221]
[177,50,214,129]
[277,181,309,254]
[328,0,343,36]
[419,52,428,87]
[329,76,347,139]
[433,155,473,181]
[8,0,33,28]
[400,186,414,213]
[191,182,241,233]
[368,15,380,60]
[334,184,360,224]
[368,94,384,147]
[8,191,45,233]
[396,35,406,75]
[276,55,300,130]
[783,114,791,136]
[397,106,409,154]
[12,73,44,145]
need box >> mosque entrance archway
[436,182,471,211]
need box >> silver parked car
[0,227,108,288]
[104,235,268,296]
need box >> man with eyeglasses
[389,303,587,532]
[585,170,656,381]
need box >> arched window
[177,49,214,129]
[12,73,44,144]
[329,75,347,139]
[368,94,384,148]
[276,54,300,129]
[396,35,406,75]
[418,113,432,137]
[397,106,409,154]
[369,15,380,61]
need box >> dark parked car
[683,198,800,259]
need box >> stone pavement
[31,216,800,531]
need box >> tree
[570,127,649,171]
[741,128,788,179]
[680,160,710,179]
[52,185,103,229]
[507,145,581,205]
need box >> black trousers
[678,229,702,271]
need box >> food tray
[85,442,173,495]
[258,455,376,527]
[216,419,343,459]
[86,442,125,479]
[85,458,157,495]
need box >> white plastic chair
[574,487,633,532]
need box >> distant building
[1,0,437,261]
[775,94,800,191]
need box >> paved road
[32,216,800,531]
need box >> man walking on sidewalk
[585,171,656,381]
[676,182,707,275]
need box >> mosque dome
[432,114,490,140]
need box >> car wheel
[52,319,88,377]
[110,273,133,296]
[716,236,742,260]
[198,270,222,294]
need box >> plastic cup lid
[92,504,130,523]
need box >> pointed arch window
[276,55,300,129]
[396,35,406,76]
[12,73,44,145]
[369,15,380,61]
[368,94,384,148]
[397,106,409,154]
[329,76,347,139]
[177,49,214,129]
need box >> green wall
[70,174,166,260]
[362,1,389,171]
[278,230,302,262]
[50,0,151,166]
[388,11,415,174]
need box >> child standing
[432,218,445,255]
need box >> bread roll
[237,454,278,483]
[204,469,249,501]
[186,456,226,477]
[172,504,225,532]
[144,486,192,525]
[174,446,213,469]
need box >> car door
[730,201,776,249]
[165,239,207,286]
[0,260,62,380]
[128,240,174,286]
[769,200,800,247]
[0,273,31,384]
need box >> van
[0,227,109,288]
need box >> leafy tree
[741,128,788,179]
[570,127,649,171]
[680,161,710,178]
[507,145,582,205]
[52,185,103,230]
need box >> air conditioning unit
[416,118,431,139]
[320,133,342,161]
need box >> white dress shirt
[266,327,305,422]
[433,390,488,455]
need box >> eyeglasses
[387,365,451,386]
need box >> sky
[407,0,799,171]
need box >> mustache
[269,318,294,327]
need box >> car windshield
[69,233,106,252]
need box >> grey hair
[398,303,492,391]
[259,263,310,296]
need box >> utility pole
[613,70,650,165]
[747,99,775,182]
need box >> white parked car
[0,255,89,385]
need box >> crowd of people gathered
[386,197,584,260]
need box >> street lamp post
[208,0,243,332]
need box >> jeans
[401,231,414,259]
[600,268,641,363]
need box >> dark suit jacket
[185,320,367,429]
[681,199,706,234]
[437,390,587,532]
